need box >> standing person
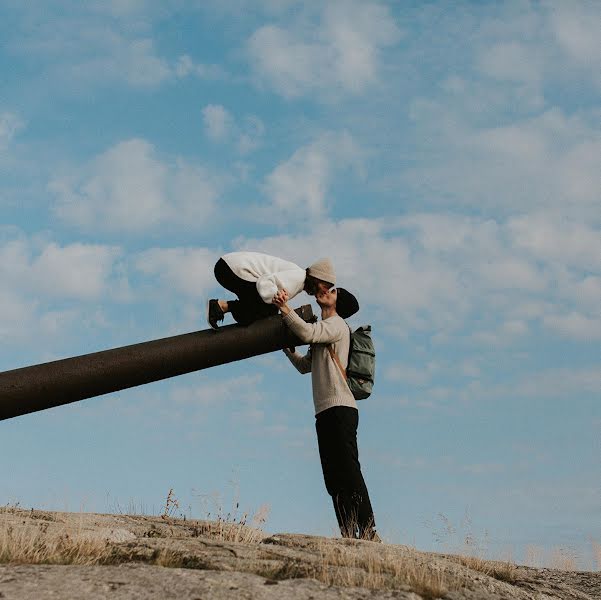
[273,278,380,542]
[206,252,336,329]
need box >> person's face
[316,286,337,309]
[316,280,332,294]
[305,277,333,296]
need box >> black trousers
[315,406,376,538]
[214,258,278,326]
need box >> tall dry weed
[191,503,270,544]
[192,483,270,544]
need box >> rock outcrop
[0,508,599,599]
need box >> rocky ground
[0,508,599,599]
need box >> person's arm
[256,268,305,304]
[283,347,312,374]
[282,310,344,344]
[274,290,312,373]
[274,291,343,344]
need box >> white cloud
[32,242,121,300]
[470,319,529,347]
[134,374,265,424]
[237,116,265,155]
[509,366,601,399]
[548,1,601,89]
[201,106,265,153]
[508,214,601,272]
[175,55,224,80]
[247,0,401,98]
[134,247,218,297]
[0,112,24,150]
[115,38,171,86]
[0,290,37,343]
[478,41,543,85]
[384,358,475,388]
[235,217,467,335]
[384,363,435,386]
[262,131,363,220]
[405,105,601,221]
[234,213,599,343]
[50,138,220,232]
[569,276,601,309]
[202,104,233,142]
[0,235,121,349]
[10,6,221,89]
[65,40,218,87]
[96,0,149,17]
[470,2,601,101]
[0,238,120,300]
[543,312,601,342]
[393,4,601,224]
[170,374,263,408]
[461,359,481,378]
[18,23,172,88]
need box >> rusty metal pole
[0,305,314,422]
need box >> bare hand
[273,289,289,307]
[273,289,291,315]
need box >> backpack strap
[327,345,347,381]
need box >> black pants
[315,406,376,539]
[214,258,278,326]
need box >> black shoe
[207,299,224,329]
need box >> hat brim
[336,288,359,319]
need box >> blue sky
[1,0,600,567]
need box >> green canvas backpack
[328,325,375,400]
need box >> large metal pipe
[0,305,314,422]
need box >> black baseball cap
[336,287,359,319]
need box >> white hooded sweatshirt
[222,252,306,304]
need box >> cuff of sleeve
[283,311,299,325]
[256,279,277,304]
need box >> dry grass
[190,483,271,544]
[445,553,517,583]
[0,524,112,566]
[0,510,460,598]
[187,505,270,545]
[310,540,458,599]
[161,488,180,519]
[525,543,589,571]
[0,495,271,569]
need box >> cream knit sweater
[282,310,357,415]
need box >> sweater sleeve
[282,310,344,344]
[283,347,312,374]
[256,268,306,304]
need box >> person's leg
[316,408,351,535]
[213,259,278,325]
[315,407,363,538]
[339,408,377,539]
[316,407,377,539]
[229,292,278,325]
